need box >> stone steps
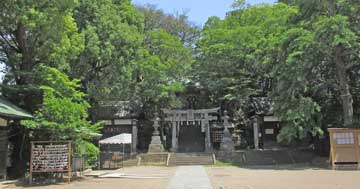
[169,153,214,166]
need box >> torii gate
[162,108,219,152]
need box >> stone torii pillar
[171,114,178,152]
[253,116,260,150]
[131,119,138,154]
[203,114,213,152]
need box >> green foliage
[22,66,102,160]
[71,0,144,102]
[272,0,360,142]
[70,1,193,115]
[137,4,200,47]
[77,141,100,167]
[272,27,324,143]
[196,1,360,143]
[0,0,84,110]
[195,3,297,107]
[231,0,247,9]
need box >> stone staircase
[168,153,215,166]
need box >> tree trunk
[15,22,38,112]
[335,46,354,126]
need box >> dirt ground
[2,166,360,189]
[2,166,176,189]
[207,166,360,189]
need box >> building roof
[93,101,135,120]
[0,98,33,119]
[250,97,274,116]
[99,133,132,144]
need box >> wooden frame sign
[328,128,360,169]
[30,141,72,184]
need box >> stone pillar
[205,122,212,152]
[131,119,138,154]
[253,116,259,150]
[171,120,178,152]
[148,114,165,153]
[220,111,235,152]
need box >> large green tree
[22,66,102,164]
[194,3,297,108]
[0,0,84,110]
[71,0,144,103]
[0,0,85,177]
[137,4,200,47]
[273,0,360,142]
[71,1,193,115]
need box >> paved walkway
[167,166,213,189]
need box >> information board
[30,141,72,184]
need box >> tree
[71,1,193,116]
[194,3,297,108]
[134,29,192,112]
[71,0,144,103]
[0,0,85,177]
[22,66,102,164]
[0,0,84,110]
[272,0,360,143]
[137,4,200,47]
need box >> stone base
[148,136,165,153]
[220,138,235,152]
[220,129,235,152]
[148,144,165,153]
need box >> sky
[132,0,277,26]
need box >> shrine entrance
[178,123,205,152]
[162,108,219,153]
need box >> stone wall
[215,149,322,166]
[139,153,168,166]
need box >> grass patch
[214,161,234,167]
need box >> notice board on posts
[30,141,72,184]
[328,128,360,169]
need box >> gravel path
[208,166,360,189]
[167,166,213,189]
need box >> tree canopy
[1,0,360,173]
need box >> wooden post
[328,129,336,170]
[355,130,360,170]
[67,142,71,183]
[98,143,101,170]
[29,142,33,185]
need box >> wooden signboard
[328,128,360,169]
[30,141,72,184]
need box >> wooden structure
[328,128,360,169]
[98,134,132,169]
[0,98,33,181]
[101,119,138,154]
[30,141,72,184]
[250,97,281,150]
[93,101,138,153]
[162,108,219,152]
[0,118,8,181]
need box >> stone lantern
[220,111,235,152]
[148,113,165,153]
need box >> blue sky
[132,0,277,26]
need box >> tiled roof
[0,98,33,119]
